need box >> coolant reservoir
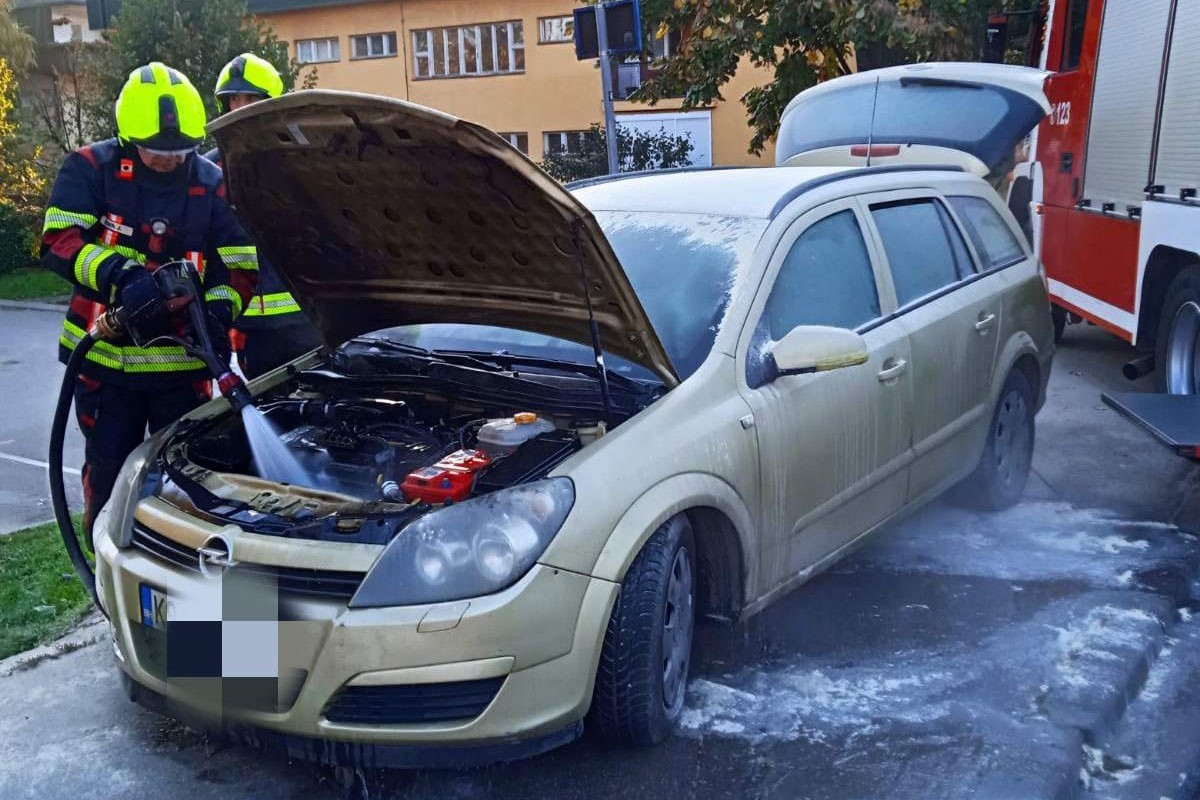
[477,413,555,455]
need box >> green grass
[0,518,92,660]
[0,268,70,301]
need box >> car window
[948,195,1026,270]
[871,198,972,306]
[762,210,880,340]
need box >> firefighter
[41,62,259,540]
[206,53,321,380]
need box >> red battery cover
[401,449,492,504]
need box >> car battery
[401,449,492,504]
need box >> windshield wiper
[430,349,652,391]
[343,338,501,371]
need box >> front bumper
[94,519,618,756]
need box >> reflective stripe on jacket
[41,139,259,384]
[202,146,305,331]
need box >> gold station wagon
[93,65,1054,765]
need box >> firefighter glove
[116,265,169,341]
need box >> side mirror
[771,325,869,377]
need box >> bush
[541,123,695,183]
[0,201,36,276]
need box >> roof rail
[767,164,966,218]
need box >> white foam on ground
[1051,605,1161,690]
[680,666,955,743]
[853,502,1182,587]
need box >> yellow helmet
[214,53,284,113]
[115,62,206,151]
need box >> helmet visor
[139,145,196,157]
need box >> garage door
[615,110,712,167]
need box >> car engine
[176,393,589,514]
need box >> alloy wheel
[661,546,694,714]
[992,388,1031,490]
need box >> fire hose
[49,260,253,604]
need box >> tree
[82,0,314,141]
[0,0,34,74]
[0,57,47,273]
[28,40,105,157]
[636,0,1034,154]
[541,123,696,183]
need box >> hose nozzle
[90,309,125,341]
[216,372,253,412]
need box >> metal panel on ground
[1082,0,1171,213]
[1154,1,1200,198]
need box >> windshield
[597,211,766,377]
[368,211,766,381]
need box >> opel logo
[197,533,236,577]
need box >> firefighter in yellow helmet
[205,53,320,379]
[41,62,259,541]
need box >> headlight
[349,478,575,608]
[103,434,165,548]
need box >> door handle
[974,312,997,333]
[877,358,908,382]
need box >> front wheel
[1155,265,1200,394]
[956,369,1036,511]
[589,516,696,746]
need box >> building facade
[249,0,775,165]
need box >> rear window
[948,195,1026,270]
[871,199,973,306]
[777,79,1045,171]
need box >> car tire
[1155,265,1200,394]
[1051,303,1067,345]
[956,369,1036,512]
[589,515,696,746]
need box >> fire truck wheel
[953,369,1035,511]
[1051,304,1067,344]
[1156,265,1200,395]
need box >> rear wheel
[1156,265,1200,394]
[957,369,1036,511]
[589,516,696,746]
[1051,304,1067,344]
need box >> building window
[651,29,679,61]
[412,20,524,79]
[544,130,588,155]
[539,15,574,44]
[499,132,529,154]
[351,32,397,60]
[296,37,340,64]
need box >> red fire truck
[989,0,1200,455]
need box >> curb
[0,298,68,313]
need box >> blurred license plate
[139,584,169,630]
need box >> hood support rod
[570,219,615,426]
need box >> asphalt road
[0,303,84,534]
[1,318,1199,800]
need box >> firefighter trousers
[74,377,208,540]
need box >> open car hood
[209,91,678,386]
[775,63,1050,176]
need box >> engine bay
[155,356,636,543]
